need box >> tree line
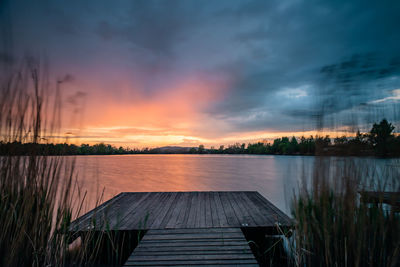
[1,119,399,157]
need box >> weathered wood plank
[174,192,192,229]
[239,192,267,226]
[132,251,253,257]
[141,238,244,243]
[254,192,291,225]
[148,228,241,234]
[245,191,274,225]
[194,191,203,228]
[129,254,255,261]
[124,259,258,266]
[127,265,258,267]
[150,192,178,229]
[186,192,199,228]
[192,265,257,267]
[203,192,212,227]
[226,191,242,224]
[121,192,162,229]
[144,192,172,228]
[70,192,125,231]
[134,247,252,253]
[140,192,168,227]
[226,190,255,226]
[219,192,240,226]
[116,192,153,230]
[161,192,183,229]
[196,191,207,228]
[212,192,229,227]
[209,192,219,227]
[107,193,147,228]
[137,241,250,247]
[142,233,245,240]
[86,192,135,230]
[235,192,257,226]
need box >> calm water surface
[74,154,395,216]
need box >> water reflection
[74,155,304,215]
[73,154,394,216]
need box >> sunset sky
[2,0,400,147]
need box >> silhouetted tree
[369,119,395,157]
[315,135,331,155]
[198,144,205,154]
[334,136,348,145]
[288,136,299,154]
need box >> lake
[73,154,397,216]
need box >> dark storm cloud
[206,0,400,131]
[4,0,400,133]
[316,54,400,113]
[95,1,199,55]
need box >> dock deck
[71,191,291,231]
[70,191,292,266]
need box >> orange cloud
[60,73,232,147]
[57,70,358,148]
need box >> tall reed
[0,58,103,266]
[291,157,400,266]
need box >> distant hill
[154,146,195,153]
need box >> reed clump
[0,59,105,266]
[291,157,400,266]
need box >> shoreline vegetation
[2,119,399,157]
[290,157,400,266]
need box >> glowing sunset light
[62,126,364,148]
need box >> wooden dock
[124,228,258,266]
[360,191,400,212]
[70,191,292,266]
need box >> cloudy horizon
[2,0,400,147]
